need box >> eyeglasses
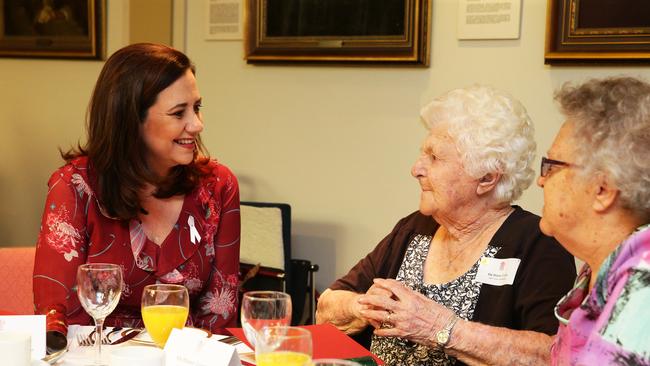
[540,157,573,177]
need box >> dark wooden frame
[245,0,432,66]
[545,0,650,64]
[0,0,105,59]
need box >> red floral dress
[33,156,240,335]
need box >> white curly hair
[420,85,536,205]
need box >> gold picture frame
[245,0,432,66]
[0,0,105,59]
[545,0,650,64]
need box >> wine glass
[141,284,189,348]
[255,326,312,366]
[241,291,292,348]
[76,263,123,365]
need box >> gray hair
[420,85,536,205]
[555,76,650,220]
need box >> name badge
[475,257,521,286]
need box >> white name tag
[0,315,46,360]
[165,328,240,366]
[475,257,521,286]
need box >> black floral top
[370,234,500,365]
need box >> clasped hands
[357,278,457,347]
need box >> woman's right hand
[360,283,394,329]
[359,278,456,347]
[316,285,392,335]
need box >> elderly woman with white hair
[316,85,576,365]
[539,77,650,364]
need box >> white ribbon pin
[188,215,201,244]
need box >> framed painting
[244,0,432,66]
[545,0,650,64]
[0,0,105,59]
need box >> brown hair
[63,43,210,220]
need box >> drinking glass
[141,284,189,348]
[255,326,312,366]
[241,291,292,348]
[76,263,123,365]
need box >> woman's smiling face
[141,69,204,177]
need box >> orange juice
[141,304,189,347]
[256,351,311,366]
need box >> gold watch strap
[436,315,459,348]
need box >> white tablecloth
[50,325,253,365]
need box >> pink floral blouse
[33,156,240,335]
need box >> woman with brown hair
[33,43,240,341]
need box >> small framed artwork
[545,0,650,64]
[0,0,105,59]
[244,0,432,66]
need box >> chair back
[240,202,291,273]
[239,202,318,324]
[0,246,35,314]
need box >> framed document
[457,0,521,40]
[545,0,650,64]
[244,0,432,66]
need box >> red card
[227,323,383,365]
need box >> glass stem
[94,318,104,365]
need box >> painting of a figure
[1,0,104,59]
[4,0,88,36]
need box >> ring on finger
[381,311,394,328]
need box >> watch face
[436,330,450,345]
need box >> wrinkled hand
[358,278,455,346]
[358,282,394,329]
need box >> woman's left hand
[358,278,457,346]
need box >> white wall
[182,0,650,291]
[0,0,647,292]
[0,0,130,245]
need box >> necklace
[443,238,483,270]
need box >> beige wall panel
[130,0,173,45]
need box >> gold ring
[380,311,393,328]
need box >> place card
[0,315,46,360]
[165,328,241,366]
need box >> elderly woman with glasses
[538,77,650,365]
[316,85,576,365]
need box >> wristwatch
[435,316,459,348]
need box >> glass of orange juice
[141,284,189,348]
[255,326,312,366]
